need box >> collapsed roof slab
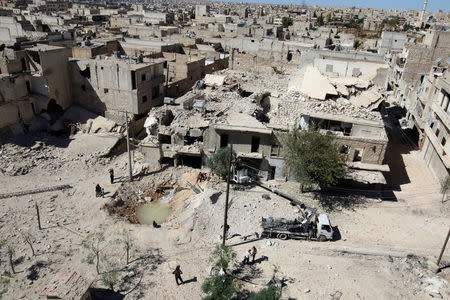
[204,74,226,87]
[329,76,371,88]
[350,90,382,109]
[298,66,337,100]
[66,132,121,157]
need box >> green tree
[202,244,238,300]
[121,229,133,265]
[7,246,15,274]
[353,39,362,49]
[207,147,236,180]
[202,273,237,300]
[280,127,346,191]
[82,232,105,274]
[382,17,399,29]
[211,244,236,270]
[100,260,120,292]
[325,13,331,23]
[249,282,281,300]
[281,17,293,28]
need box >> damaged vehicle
[261,212,334,242]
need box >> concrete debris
[425,277,447,299]
[63,105,121,134]
[297,66,338,100]
[330,290,343,300]
[204,74,226,87]
[335,83,349,96]
[329,77,371,89]
[350,90,382,110]
[88,116,117,133]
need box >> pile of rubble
[0,134,112,177]
[195,69,383,130]
[0,141,59,176]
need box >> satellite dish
[0,44,5,51]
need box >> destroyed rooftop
[150,69,385,135]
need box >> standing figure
[109,169,114,184]
[243,249,251,265]
[251,246,257,263]
[173,265,184,286]
[95,184,101,197]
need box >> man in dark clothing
[109,169,114,184]
[95,184,101,197]
[251,246,257,263]
[173,265,184,285]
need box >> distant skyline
[216,0,450,12]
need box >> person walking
[109,169,114,184]
[251,246,257,263]
[243,249,251,265]
[173,265,184,285]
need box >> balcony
[432,102,450,129]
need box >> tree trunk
[96,252,100,274]
[28,241,35,256]
[9,253,15,274]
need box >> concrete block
[189,128,203,137]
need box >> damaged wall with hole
[69,60,107,115]
[70,58,164,118]
[25,45,72,110]
[165,55,229,98]
[300,113,388,165]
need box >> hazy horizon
[214,0,449,13]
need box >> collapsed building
[0,44,72,131]
[139,64,389,185]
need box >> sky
[218,0,450,12]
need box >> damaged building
[139,67,389,185]
[0,44,72,131]
[70,55,165,121]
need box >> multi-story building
[412,66,450,185]
[71,56,165,120]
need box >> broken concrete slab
[204,74,226,87]
[89,116,116,133]
[298,66,337,100]
[335,83,349,96]
[189,128,203,137]
[66,132,121,157]
[350,90,382,109]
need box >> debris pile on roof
[297,66,338,100]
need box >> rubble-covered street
[0,130,449,299]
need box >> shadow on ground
[90,288,124,300]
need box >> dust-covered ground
[0,133,449,300]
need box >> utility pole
[437,228,450,266]
[222,145,233,246]
[125,111,133,180]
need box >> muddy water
[136,203,171,225]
